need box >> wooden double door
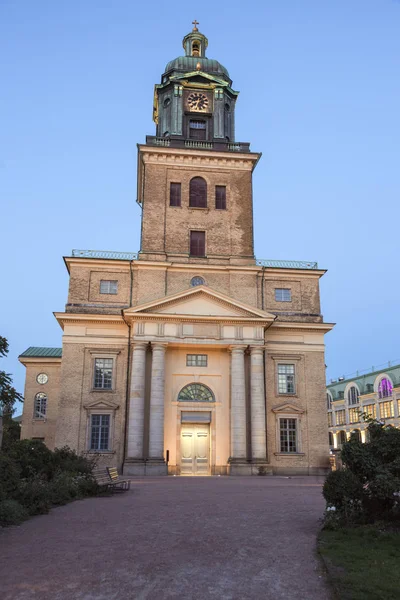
[180,424,210,475]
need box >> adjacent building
[19,25,334,476]
[327,362,400,448]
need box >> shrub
[6,439,54,480]
[0,454,21,501]
[52,446,94,476]
[48,471,79,505]
[0,500,28,526]
[15,479,51,515]
[324,420,400,525]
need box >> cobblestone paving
[0,476,332,600]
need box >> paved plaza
[0,477,332,600]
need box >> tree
[0,337,23,449]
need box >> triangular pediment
[124,286,275,321]
[272,402,305,415]
[83,399,119,411]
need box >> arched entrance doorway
[178,383,214,476]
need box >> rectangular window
[170,182,181,207]
[277,364,295,394]
[189,119,206,140]
[34,393,47,419]
[328,413,333,427]
[335,409,346,425]
[90,414,110,451]
[186,354,208,367]
[190,231,206,256]
[93,358,113,390]
[279,418,298,453]
[100,280,118,295]
[363,404,376,419]
[380,401,394,419]
[215,185,226,210]
[275,288,292,302]
[349,408,360,424]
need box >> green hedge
[0,440,98,526]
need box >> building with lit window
[18,25,334,476]
[327,362,400,448]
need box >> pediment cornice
[271,402,305,415]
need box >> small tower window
[190,231,206,256]
[189,177,207,208]
[189,120,206,140]
[215,186,226,210]
[170,183,181,207]
[192,41,200,57]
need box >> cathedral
[19,24,334,476]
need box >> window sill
[277,393,298,398]
[32,418,47,422]
[87,450,115,455]
[188,207,209,211]
[91,389,115,393]
[274,452,305,457]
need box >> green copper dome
[164,56,230,82]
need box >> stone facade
[19,25,334,476]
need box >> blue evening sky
[1,1,399,413]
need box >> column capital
[249,345,265,354]
[132,341,148,350]
[151,342,168,352]
[228,344,247,353]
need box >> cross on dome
[192,19,199,32]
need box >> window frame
[362,403,376,419]
[189,177,207,209]
[169,182,181,207]
[186,354,208,367]
[34,392,47,420]
[278,417,299,454]
[380,400,394,419]
[90,353,119,392]
[347,385,360,405]
[277,363,296,395]
[335,409,346,426]
[275,288,292,302]
[349,408,361,424]
[189,230,206,257]
[377,377,393,399]
[215,185,227,210]
[99,280,118,295]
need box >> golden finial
[192,19,199,32]
[196,62,201,71]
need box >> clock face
[187,92,209,112]
[37,373,48,385]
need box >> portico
[122,285,275,476]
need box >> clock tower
[139,23,259,265]
[153,22,238,144]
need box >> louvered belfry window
[189,177,207,208]
[190,231,205,256]
[170,182,181,206]
[215,185,226,209]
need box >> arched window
[189,177,207,208]
[190,276,205,287]
[378,377,393,399]
[328,432,334,447]
[34,393,47,419]
[327,392,333,410]
[348,386,359,405]
[192,41,200,57]
[338,430,347,447]
[351,429,361,442]
[178,383,214,403]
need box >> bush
[324,420,400,525]
[0,500,28,526]
[52,446,94,476]
[6,439,54,480]
[14,478,51,516]
[0,454,21,501]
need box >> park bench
[107,467,131,492]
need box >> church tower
[138,22,259,265]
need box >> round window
[190,276,205,287]
[163,97,171,108]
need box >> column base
[229,459,253,476]
[123,459,146,476]
[145,459,168,476]
[250,462,273,476]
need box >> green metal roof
[165,56,230,81]
[19,347,62,358]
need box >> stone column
[147,343,167,474]
[250,346,267,462]
[124,342,147,475]
[229,346,248,473]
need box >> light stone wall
[19,360,61,449]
